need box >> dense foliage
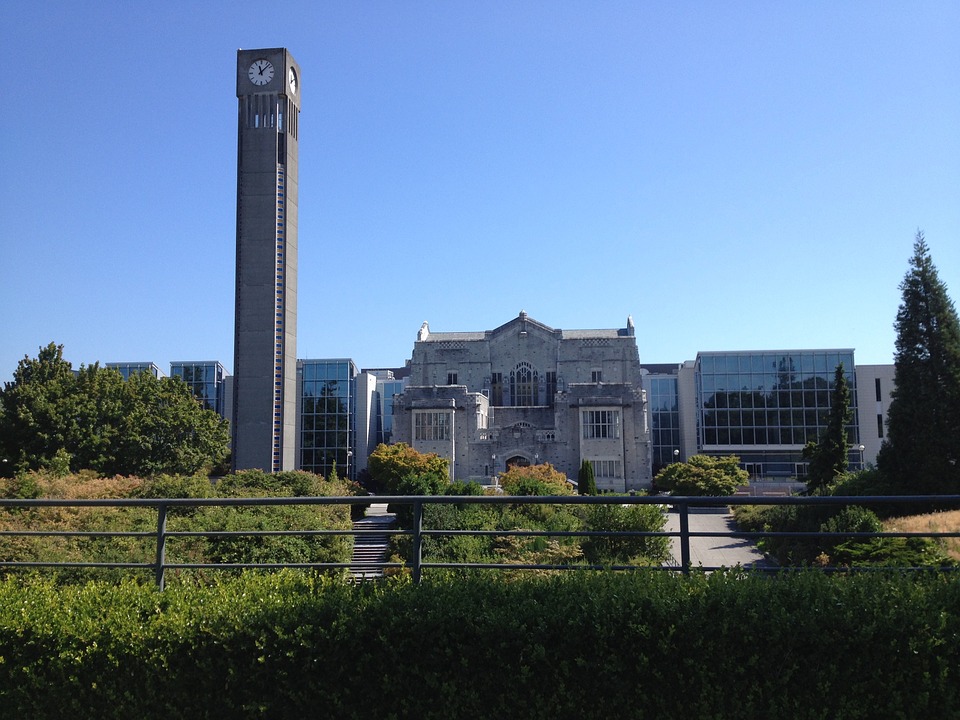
[0,343,230,477]
[879,232,960,493]
[802,363,853,494]
[654,454,748,496]
[379,462,667,569]
[732,491,954,568]
[1,570,958,719]
[498,462,572,496]
[0,470,355,584]
[366,443,449,494]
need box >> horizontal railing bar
[0,561,153,569]
[3,494,959,586]
[2,494,958,508]
[0,530,154,538]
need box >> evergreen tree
[578,459,597,495]
[803,363,852,494]
[878,232,960,493]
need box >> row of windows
[582,410,620,440]
[415,411,451,441]
[699,352,854,376]
[703,408,843,428]
[590,459,622,478]
[703,388,854,410]
[301,431,349,449]
[488,364,558,407]
[702,426,857,446]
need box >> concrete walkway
[662,509,773,570]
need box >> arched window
[510,362,539,406]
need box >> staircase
[350,503,397,580]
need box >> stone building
[390,311,653,491]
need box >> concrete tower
[232,48,301,471]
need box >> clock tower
[233,48,301,472]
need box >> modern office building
[232,48,302,472]
[641,350,885,482]
[390,312,653,491]
[370,370,408,446]
[296,359,358,479]
[170,361,229,417]
[105,362,165,380]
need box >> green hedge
[2,570,959,719]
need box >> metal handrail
[1,494,958,588]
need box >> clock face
[248,59,275,86]
[288,67,297,95]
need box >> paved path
[662,509,773,570]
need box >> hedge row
[1,570,959,719]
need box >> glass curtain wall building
[644,350,865,482]
[297,359,358,479]
[696,350,859,478]
[646,370,681,474]
[170,361,228,417]
[105,362,165,380]
[376,378,407,446]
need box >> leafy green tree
[879,232,960,493]
[499,463,572,496]
[0,343,230,478]
[654,454,748,496]
[367,443,449,494]
[803,363,853,494]
[578,459,597,495]
[0,343,76,475]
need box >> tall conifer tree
[879,232,960,493]
[803,363,852,494]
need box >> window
[546,371,557,406]
[447,372,458,385]
[591,369,602,383]
[877,414,884,438]
[582,410,620,439]
[491,373,503,406]
[875,378,882,402]
[511,362,538,406]
[591,459,622,477]
[415,411,451,441]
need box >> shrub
[499,463,572,496]
[1,571,959,719]
[655,455,747,496]
[578,501,669,565]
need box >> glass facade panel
[169,361,226,417]
[298,359,357,479]
[695,350,859,478]
[647,375,680,472]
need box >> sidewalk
[662,509,773,570]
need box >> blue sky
[2,1,958,382]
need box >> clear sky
[2,1,958,383]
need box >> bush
[655,455,747,496]
[0,471,356,584]
[1,571,958,719]
[499,463,572,496]
[578,501,669,565]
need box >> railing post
[155,503,168,591]
[678,501,691,575]
[412,498,424,584]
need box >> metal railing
[1,494,959,588]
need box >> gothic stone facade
[391,312,652,491]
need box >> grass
[884,509,960,562]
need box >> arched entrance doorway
[506,455,531,469]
